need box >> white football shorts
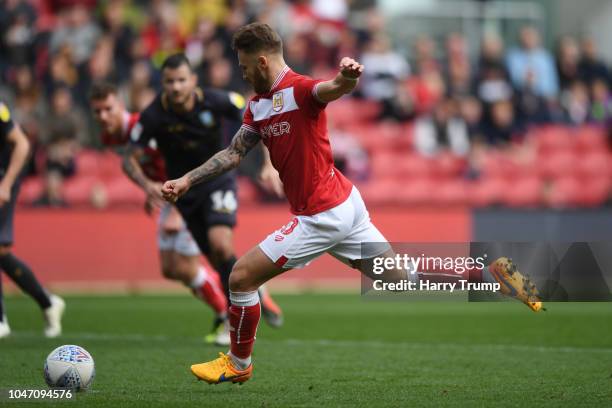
[158,203,201,257]
[259,186,390,269]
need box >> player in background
[125,54,284,331]
[0,101,64,338]
[89,83,230,345]
[161,23,543,384]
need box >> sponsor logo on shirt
[261,121,291,139]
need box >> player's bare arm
[121,145,163,203]
[315,57,364,103]
[258,143,284,198]
[0,124,30,206]
[161,127,260,202]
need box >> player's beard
[170,90,191,109]
[252,69,270,95]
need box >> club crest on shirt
[272,92,284,112]
[199,110,215,127]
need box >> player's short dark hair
[89,82,118,101]
[161,53,193,72]
[232,23,282,55]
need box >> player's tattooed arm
[186,127,261,186]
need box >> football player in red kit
[162,23,543,384]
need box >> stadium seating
[15,108,612,209]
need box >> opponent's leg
[206,225,235,301]
[0,245,64,337]
[0,271,9,338]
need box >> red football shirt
[242,67,353,215]
[100,111,167,182]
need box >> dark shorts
[0,179,21,246]
[175,175,237,256]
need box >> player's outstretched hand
[161,177,190,203]
[339,57,364,79]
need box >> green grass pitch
[1,293,611,407]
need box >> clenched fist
[161,177,191,203]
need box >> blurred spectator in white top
[360,34,410,120]
[184,18,217,68]
[506,26,559,99]
[415,98,469,157]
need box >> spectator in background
[578,36,611,87]
[284,34,312,75]
[49,4,101,66]
[484,99,523,146]
[556,35,581,91]
[475,33,513,105]
[458,96,485,142]
[100,0,135,83]
[360,33,412,120]
[122,59,156,112]
[0,0,38,73]
[414,98,470,157]
[515,70,551,125]
[45,45,79,94]
[33,120,78,207]
[207,58,239,90]
[444,33,472,98]
[506,26,559,100]
[0,65,46,175]
[86,36,116,87]
[42,86,87,147]
[328,124,369,182]
[407,34,445,114]
[139,0,184,67]
[184,17,218,68]
[560,80,590,126]
[589,79,612,125]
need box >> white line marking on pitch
[10,331,612,354]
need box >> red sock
[229,302,260,359]
[192,274,228,315]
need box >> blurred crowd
[0,0,611,207]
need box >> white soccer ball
[44,345,95,391]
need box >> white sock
[189,267,206,289]
[228,351,251,370]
